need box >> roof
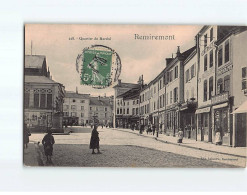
[89,97,112,107]
[117,87,141,100]
[65,92,90,99]
[25,55,46,68]
[25,75,58,84]
[113,82,140,89]
[232,100,247,114]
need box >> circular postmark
[76,45,121,89]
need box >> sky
[25,24,202,96]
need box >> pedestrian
[152,124,155,136]
[177,128,183,143]
[42,130,55,163]
[23,123,31,149]
[90,125,101,154]
[215,126,222,145]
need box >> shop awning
[195,107,210,114]
[212,102,228,110]
[232,100,247,114]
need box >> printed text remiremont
[134,34,175,40]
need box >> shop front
[211,92,231,146]
[180,100,197,139]
[164,107,178,137]
[195,106,211,142]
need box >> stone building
[63,91,90,126]
[113,79,140,128]
[24,55,65,133]
[89,96,113,126]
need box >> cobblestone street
[28,127,245,167]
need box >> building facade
[63,91,90,126]
[112,25,247,147]
[24,55,65,133]
[89,96,113,126]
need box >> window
[123,109,125,114]
[132,108,135,115]
[209,50,213,68]
[34,94,39,108]
[170,70,173,82]
[204,54,208,71]
[204,80,207,101]
[191,64,195,78]
[24,92,30,108]
[120,108,122,114]
[225,40,230,63]
[71,105,76,110]
[105,107,107,111]
[81,113,84,117]
[80,100,85,103]
[81,106,84,110]
[204,34,207,48]
[133,100,135,105]
[217,78,223,94]
[159,96,162,108]
[71,112,77,117]
[163,74,166,85]
[154,102,156,110]
[174,87,178,103]
[174,66,178,79]
[209,77,214,100]
[40,94,45,109]
[136,108,138,115]
[210,28,213,42]
[166,93,168,105]
[90,107,92,111]
[242,67,247,90]
[170,91,173,104]
[127,108,129,114]
[47,94,52,109]
[167,72,170,83]
[185,69,189,83]
[218,47,223,67]
[73,99,76,102]
[224,76,230,92]
[127,101,129,106]
[136,100,139,104]
[162,94,165,108]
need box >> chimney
[176,46,181,57]
[76,87,78,94]
[118,79,121,85]
[104,93,106,98]
[98,95,100,100]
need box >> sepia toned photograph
[24,24,247,168]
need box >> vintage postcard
[24,24,247,168]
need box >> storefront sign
[217,63,233,76]
[201,41,215,56]
[211,92,229,105]
[195,107,210,114]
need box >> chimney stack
[176,46,181,57]
[98,95,100,100]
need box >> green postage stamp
[78,45,121,89]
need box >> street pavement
[24,126,246,168]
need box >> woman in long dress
[90,125,101,154]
